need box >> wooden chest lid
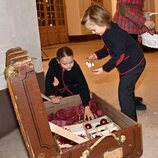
[5,47,61,158]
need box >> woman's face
[85,19,107,35]
[59,56,74,71]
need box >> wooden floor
[0,40,158,158]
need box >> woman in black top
[45,46,94,120]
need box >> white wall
[65,0,81,35]
[0,0,42,90]
[111,0,117,17]
[65,0,91,35]
[79,0,92,35]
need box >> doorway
[36,0,69,46]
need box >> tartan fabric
[113,0,146,34]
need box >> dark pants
[118,59,146,121]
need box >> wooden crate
[5,48,143,158]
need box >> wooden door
[144,0,155,12]
[36,0,69,46]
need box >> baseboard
[69,34,100,42]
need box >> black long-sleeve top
[45,58,90,106]
[95,22,145,75]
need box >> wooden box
[5,48,143,158]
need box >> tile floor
[0,40,158,158]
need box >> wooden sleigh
[5,47,143,158]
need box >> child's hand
[49,95,62,104]
[84,106,94,121]
[92,67,104,74]
[87,53,97,61]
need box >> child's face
[85,19,107,35]
[59,56,74,71]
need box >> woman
[113,0,155,110]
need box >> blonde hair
[81,4,112,27]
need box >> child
[81,4,146,121]
[45,46,94,120]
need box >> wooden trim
[69,34,101,42]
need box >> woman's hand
[49,95,62,104]
[84,106,94,121]
[92,67,104,74]
[144,19,155,30]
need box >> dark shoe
[136,103,147,111]
[135,96,143,102]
